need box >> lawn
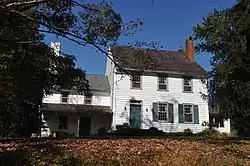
[0,138,250,166]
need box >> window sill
[131,87,142,90]
[157,89,169,92]
[183,122,195,124]
[182,91,194,93]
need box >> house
[40,42,112,137]
[105,36,231,133]
[40,37,231,137]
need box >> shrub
[183,128,193,136]
[197,128,221,137]
[116,123,129,130]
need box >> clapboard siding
[43,92,110,106]
[112,73,209,133]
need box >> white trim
[183,104,194,123]
[157,102,168,122]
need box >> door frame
[129,100,142,128]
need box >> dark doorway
[130,100,142,129]
[79,116,91,136]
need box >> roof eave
[116,67,208,77]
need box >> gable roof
[86,75,110,93]
[111,46,207,76]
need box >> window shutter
[152,102,158,122]
[194,105,199,124]
[168,103,174,123]
[178,104,184,123]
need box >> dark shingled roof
[112,46,207,76]
[86,75,110,92]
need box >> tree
[0,0,124,137]
[193,0,250,136]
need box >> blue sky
[45,0,236,75]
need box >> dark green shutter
[152,102,158,122]
[168,103,174,123]
[178,104,184,123]
[194,105,199,124]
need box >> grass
[0,138,250,166]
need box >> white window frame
[157,102,168,121]
[183,104,194,123]
[61,91,69,104]
[84,94,92,105]
[158,75,168,91]
[183,77,193,92]
[131,75,142,89]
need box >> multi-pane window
[84,94,92,104]
[158,75,168,90]
[58,115,68,129]
[183,77,192,92]
[61,91,69,103]
[183,104,193,123]
[158,103,168,121]
[131,75,141,89]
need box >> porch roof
[40,103,112,114]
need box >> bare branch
[5,0,46,8]
[1,6,131,75]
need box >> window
[131,75,141,89]
[158,103,168,121]
[85,94,92,104]
[183,104,193,123]
[58,115,68,129]
[158,75,168,90]
[183,77,192,92]
[61,91,69,103]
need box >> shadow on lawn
[0,140,67,166]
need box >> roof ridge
[112,45,182,53]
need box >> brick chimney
[185,36,194,61]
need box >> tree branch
[1,6,131,75]
[5,0,46,8]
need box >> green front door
[130,102,141,128]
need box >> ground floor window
[183,104,193,123]
[58,115,68,129]
[158,103,168,121]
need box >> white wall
[112,73,210,133]
[42,92,110,106]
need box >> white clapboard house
[40,37,230,137]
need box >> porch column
[77,113,80,137]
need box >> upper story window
[131,75,141,89]
[61,91,69,103]
[85,94,92,104]
[183,77,193,92]
[158,103,168,121]
[158,75,168,91]
[183,104,193,123]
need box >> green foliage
[193,0,250,136]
